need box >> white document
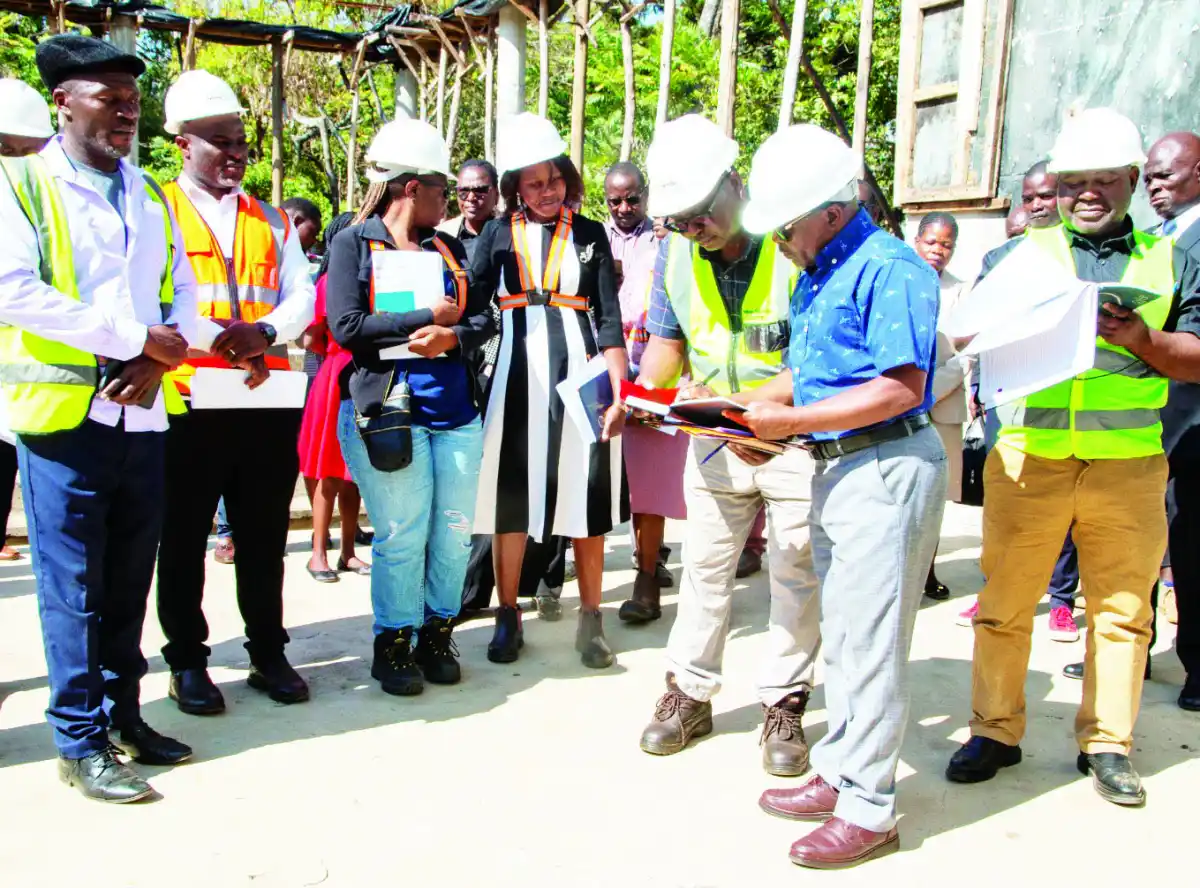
[379,344,447,361]
[189,368,309,410]
[370,250,447,314]
[976,284,1098,407]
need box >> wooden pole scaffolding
[345,40,368,211]
[446,59,466,157]
[570,0,591,170]
[538,0,550,117]
[852,0,875,157]
[656,0,675,128]
[271,39,285,205]
[436,46,448,136]
[716,0,740,137]
[777,0,807,131]
[418,56,428,121]
[183,18,200,70]
[484,25,496,163]
[619,11,635,160]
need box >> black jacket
[326,216,495,416]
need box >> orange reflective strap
[430,235,468,312]
[510,212,537,294]
[367,239,385,312]
[503,209,582,311]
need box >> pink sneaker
[1048,605,1080,642]
[956,601,979,627]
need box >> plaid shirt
[646,234,765,340]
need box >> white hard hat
[164,70,246,135]
[645,115,739,218]
[1047,108,1146,174]
[0,79,54,139]
[742,125,861,235]
[496,113,567,176]
[364,118,453,183]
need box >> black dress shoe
[247,656,310,704]
[414,616,461,685]
[1077,752,1146,806]
[59,748,154,803]
[1179,678,1200,712]
[487,604,524,663]
[169,668,226,715]
[111,720,193,766]
[945,735,1022,783]
[924,577,951,601]
[1063,660,1151,681]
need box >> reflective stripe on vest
[662,234,794,395]
[996,224,1175,459]
[0,156,183,433]
[163,182,289,395]
[499,208,587,311]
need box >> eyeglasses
[607,193,643,209]
[457,185,493,198]
[774,215,805,243]
[415,176,451,199]
[663,170,733,234]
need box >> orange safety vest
[498,209,588,312]
[161,182,293,395]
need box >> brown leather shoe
[618,570,662,624]
[759,775,838,822]
[761,691,809,776]
[639,675,713,756]
[788,817,899,869]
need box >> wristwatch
[256,322,278,348]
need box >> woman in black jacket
[327,120,492,697]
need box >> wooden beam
[271,39,284,205]
[506,0,540,26]
[570,0,590,170]
[620,1,649,24]
[183,18,200,70]
[852,0,875,155]
[777,0,806,130]
[456,13,487,70]
[446,62,466,156]
[417,14,467,68]
[620,17,635,160]
[436,47,448,135]
[282,29,296,78]
[716,0,740,137]
[387,35,422,86]
[538,0,550,117]
[656,0,675,127]
[366,67,386,122]
[345,40,368,210]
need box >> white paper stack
[189,368,309,410]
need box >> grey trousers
[666,440,822,706]
[809,425,948,832]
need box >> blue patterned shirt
[789,209,939,440]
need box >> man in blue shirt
[730,125,948,869]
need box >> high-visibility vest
[661,233,794,395]
[0,155,184,435]
[995,223,1176,459]
[161,183,292,395]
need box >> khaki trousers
[970,442,1167,754]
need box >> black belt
[806,413,931,461]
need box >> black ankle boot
[487,605,524,664]
[371,628,424,696]
[415,616,462,685]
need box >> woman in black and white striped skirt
[471,113,629,668]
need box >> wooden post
[656,0,675,128]
[852,0,875,156]
[446,61,466,157]
[777,0,807,131]
[570,0,590,169]
[270,39,284,205]
[538,0,550,117]
[183,19,199,70]
[418,57,428,121]
[394,66,418,120]
[107,15,140,164]
[484,26,496,163]
[436,47,448,136]
[620,16,635,160]
[497,4,527,119]
[346,42,368,211]
[716,0,739,137]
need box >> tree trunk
[699,0,721,39]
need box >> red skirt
[298,349,353,482]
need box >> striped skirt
[474,304,627,542]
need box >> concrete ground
[0,502,1194,887]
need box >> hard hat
[364,118,453,182]
[645,115,739,218]
[164,70,246,135]
[0,79,54,139]
[1047,108,1146,174]
[742,125,861,235]
[496,113,567,176]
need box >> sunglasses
[663,170,733,234]
[457,185,493,197]
[607,194,643,208]
[414,176,451,199]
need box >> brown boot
[618,570,662,624]
[639,675,713,756]
[761,691,810,777]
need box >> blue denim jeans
[215,496,231,539]
[338,400,483,637]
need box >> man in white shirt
[154,71,315,715]
[0,36,204,802]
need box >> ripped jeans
[337,401,483,636]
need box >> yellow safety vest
[996,224,1175,459]
[0,155,185,435]
[662,234,794,395]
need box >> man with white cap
[154,70,315,715]
[634,114,821,778]
[734,124,945,867]
[944,109,1200,806]
[0,79,55,157]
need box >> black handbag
[961,418,986,507]
[355,371,413,472]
